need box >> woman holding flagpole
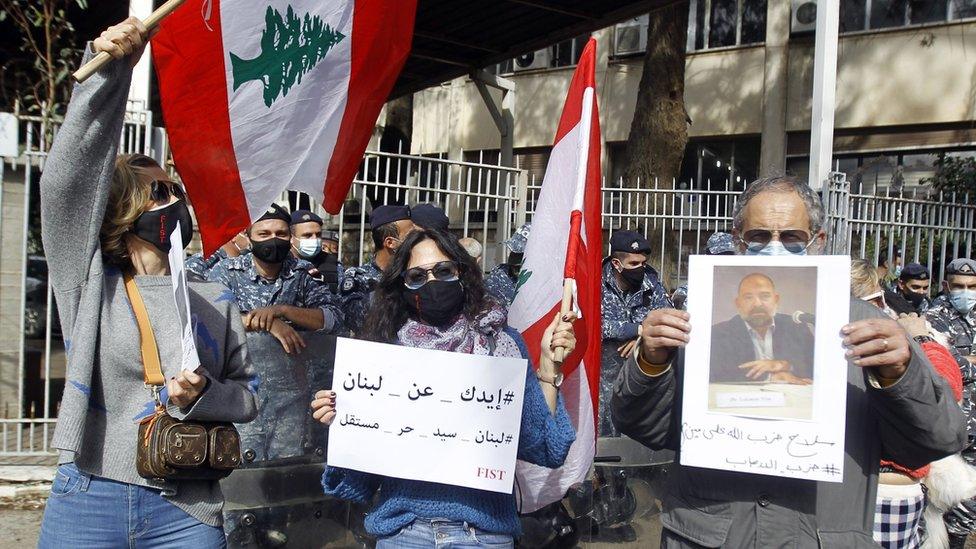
[312,229,577,548]
[37,17,257,547]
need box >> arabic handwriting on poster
[168,222,199,372]
[682,422,842,478]
[326,338,528,493]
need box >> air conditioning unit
[513,49,550,72]
[791,0,818,34]
[615,15,648,55]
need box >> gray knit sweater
[40,51,257,526]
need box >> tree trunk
[624,2,690,189]
[623,3,690,290]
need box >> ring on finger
[881,339,888,351]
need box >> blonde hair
[851,258,882,298]
[100,154,159,267]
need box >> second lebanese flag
[152,0,416,254]
[509,38,602,513]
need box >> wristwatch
[536,370,564,388]
[913,335,935,345]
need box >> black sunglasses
[402,261,460,290]
[150,180,187,203]
[741,229,812,255]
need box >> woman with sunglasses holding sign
[37,18,257,547]
[311,229,577,548]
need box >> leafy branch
[0,0,88,145]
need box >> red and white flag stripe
[153,0,416,254]
[510,38,602,513]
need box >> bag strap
[123,272,166,387]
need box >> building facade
[411,0,976,194]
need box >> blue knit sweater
[322,327,576,537]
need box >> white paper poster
[168,222,200,372]
[326,337,528,493]
[681,255,851,482]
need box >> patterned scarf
[397,301,510,356]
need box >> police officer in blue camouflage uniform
[600,230,671,437]
[289,210,345,291]
[210,205,345,546]
[342,205,415,334]
[208,204,345,349]
[184,231,249,281]
[926,258,976,548]
[486,223,531,307]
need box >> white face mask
[295,237,322,259]
[746,241,807,257]
[950,289,976,314]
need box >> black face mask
[405,280,465,327]
[620,266,645,287]
[904,290,927,307]
[131,200,193,253]
[250,237,291,264]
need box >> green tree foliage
[230,5,345,108]
[921,154,976,201]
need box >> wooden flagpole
[72,0,186,83]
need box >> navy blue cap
[256,203,291,225]
[899,262,929,281]
[411,203,449,231]
[370,205,411,229]
[610,230,651,254]
[290,209,323,226]
[323,230,340,242]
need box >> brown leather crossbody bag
[124,273,242,481]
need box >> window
[796,148,976,195]
[688,0,767,51]
[841,0,970,32]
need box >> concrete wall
[412,18,976,155]
[787,22,976,131]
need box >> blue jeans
[38,463,225,548]
[376,519,514,548]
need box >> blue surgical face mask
[950,289,976,314]
[892,265,903,278]
[746,240,806,257]
[295,237,322,259]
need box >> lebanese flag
[509,38,602,513]
[152,0,416,254]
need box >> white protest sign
[327,337,528,493]
[0,113,17,158]
[168,222,200,372]
[681,255,850,482]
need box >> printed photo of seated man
[709,270,815,386]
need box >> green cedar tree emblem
[229,5,345,107]
[514,269,532,296]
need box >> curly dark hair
[360,229,492,343]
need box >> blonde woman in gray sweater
[37,18,257,548]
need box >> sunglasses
[402,261,460,290]
[150,180,187,203]
[741,229,813,255]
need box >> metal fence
[825,173,976,288]
[2,107,976,458]
[523,176,746,289]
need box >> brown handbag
[124,272,242,481]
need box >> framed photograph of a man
[707,266,817,420]
[680,255,851,482]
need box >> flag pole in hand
[72,0,186,82]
